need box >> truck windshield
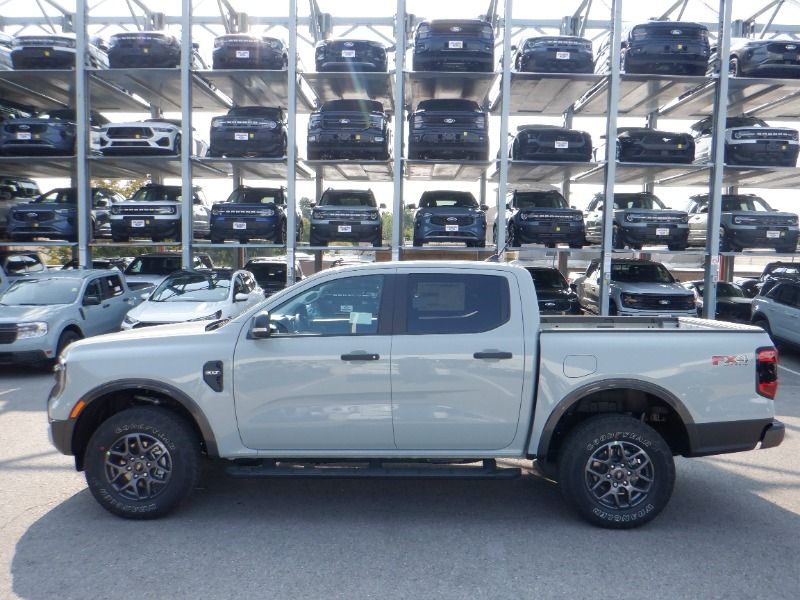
[151,272,231,303]
[613,194,665,210]
[693,282,746,298]
[515,191,568,208]
[612,263,675,283]
[419,194,478,208]
[0,278,80,305]
[130,187,182,202]
[320,194,376,207]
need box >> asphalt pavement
[0,349,798,600]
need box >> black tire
[753,317,772,339]
[412,237,423,247]
[296,221,304,243]
[569,242,584,249]
[719,227,733,252]
[275,219,287,244]
[729,56,740,77]
[84,407,201,519]
[111,234,129,243]
[210,235,224,244]
[372,236,383,248]
[612,226,624,250]
[56,329,82,360]
[775,243,796,253]
[309,233,326,247]
[507,226,519,248]
[173,134,182,155]
[608,301,618,316]
[667,243,688,251]
[307,149,321,161]
[206,149,222,158]
[557,414,675,529]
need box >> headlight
[110,205,121,215]
[571,213,583,222]
[257,208,275,217]
[519,212,529,221]
[311,210,323,219]
[54,209,71,215]
[733,131,742,140]
[264,120,277,129]
[17,322,48,339]
[412,116,423,129]
[214,38,223,48]
[211,208,220,216]
[791,216,799,225]
[475,115,486,129]
[421,212,433,218]
[680,214,689,224]
[155,206,176,215]
[152,127,173,133]
[625,214,635,222]
[122,314,138,326]
[620,294,639,307]
[189,310,222,322]
[11,38,23,47]
[368,212,379,221]
[309,114,322,128]
[211,119,223,128]
[369,116,383,128]
[269,40,281,49]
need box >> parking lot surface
[1,349,799,600]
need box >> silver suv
[752,280,800,347]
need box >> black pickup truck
[408,99,488,160]
[412,19,494,72]
[208,106,287,158]
[314,38,388,72]
[307,100,390,160]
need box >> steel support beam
[495,0,513,255]
[75,0,90,268]
[286,0,299,283]
[598,0,622,317]
[180,0,192,268]
[392,0,406,261]
[703,0,733,320]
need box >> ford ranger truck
[48,262,784,529]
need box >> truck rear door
[390,269,526,450]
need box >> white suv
[752,280,800,346]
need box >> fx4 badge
[711,354,749,366]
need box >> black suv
[686,193,799,253]
[512,35,594,73]
[409,190,487,247]
[584,192,689,251]
[0,109,108,156]
[502,188,585,248]
[517,265,581,315]
[597,20,710,75]
[212,34,287,69]
[210,186,302,244]
[509,125,592,162]
[309,188,384,247]
[613,127,694,163]
[11,33,109,69]
[108,31,206,68]
[243,257,304,297]
[314,39,388,72]
[725,38,800,78]
[408,99,488,160]
[412,19,494,72]
[307,100,390,160]
[208,106,286,158]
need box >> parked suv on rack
[612,127,694,163]
[11,32,108,69]
[509,125,592,162]
[501,187,585,248]
[212,34,288,69]
[686,193,799,253]
[413,19,494,72]
[512,35,594,73]
[408,99,488,160]
[725,37,800,78]
[584,192,689,250]
[309,188,384,247]
[108,31,205,68]
[210,186,301,244]
[7,186,124,242]
[109,184,210,242]
[575,258,697,316]
[314,38,388,72]
[0,33,12,70]
[307,100,390,160]
[597,20,710,75]
[98,118,208,156]
[409,190,487,247]
[0,109,108,156]
[692,116,800,167]
[752,280,800,347]
[512,263,581,315]
[0,176,40,233]
[122,252,214,288]
[208,106,286,158]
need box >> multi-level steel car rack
[1,0,799,317]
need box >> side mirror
[569,283,578,292]
[510,44,517,52]
[234,292,249,302]
[406,203,416,210]
[379,203,387,209]
[309,201,317,207]
[480,204,489,211]
[192,42,200,50]
[385,44,396,52]
[505,202,511,210]
[571,205,577,209]
[249,313,271,339]
[83,295,101,306]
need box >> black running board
[226,459,521,480]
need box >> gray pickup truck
[0,270,142,365]
[48,262,784,528]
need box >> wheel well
[62,325,84,339]
[71,388,206,471]
[542,388,690,466]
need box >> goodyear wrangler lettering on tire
[559,414,675,529]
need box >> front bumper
[308,130,389,159]
[513,221,585,245]
[512,144,591,162]
[316,59,387,72]
[729,226,799,249]
[111,217,179,238]
[0,349,49,365]
[413,47,494,72]
[310,221,381,243]
[212,47,285,69]
[108,46,180,68]
[49,417,74,456]
[618,141,694,164]
[725,141,800,167]
[622,223,689,245]
[209,129,285,157]
[624,45,708,74]
[518,48,593,73]
[7,220,75,240]
[0,138,75,156]
[415,220,486,243]
[211,217,281,241]
[409,130,488,160]
[11,47,76,69]
[686,418,784,456]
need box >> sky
[4,0,800,219]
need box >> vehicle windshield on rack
[410,190,487,247]
[683,280,752,323]
[307,100,390,160]
[243,257,304,297]
[208,106,287,158]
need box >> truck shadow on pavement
[11,456,800,600]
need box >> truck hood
[10,202,73,213]
[127,299,228,324]
[0,304,70,322]
[611,282,693,295]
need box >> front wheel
[557,414,675,529]
[84,407,201,519]
[56,329,82,360]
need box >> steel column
[75,0,90,268]
[703,0,733,319]
[180,0,192,268]
[392,0,406,261]
[285,0,299,283]
[598,0,622,316]
[496,0,513,254]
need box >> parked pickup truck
[48,262,784,528]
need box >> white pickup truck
[48,262,784,528]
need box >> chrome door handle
[474,351,513,360]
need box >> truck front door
[233,273,395,450]
[390,269,526,450]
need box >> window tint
[405,273,509,335]
[772,284,800,307]
[101,275,124,298]
[270,275,384,336]
[84,280,103,302]
[4,255,44,274]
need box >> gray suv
[309,188,384,247]
[686,193,799,253]
[752,281,800,347]
[584,192,689,251]
[410,190,487,247]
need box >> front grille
[627,213,684,223]
[627,294,695,310]
[118,205,174,215]
[522,211,574,221]
[528,130,584,144]
[16,210,54,221]
[5,124,50,134]
[768,42,799,53]
[421,115,480,126]
[321,115,370,129]
[319,210,374,220]
[217,208,267,216]
[0,325,17,344]
[736,129,796,140]
[430,216,474,226]
[106,127,153,139]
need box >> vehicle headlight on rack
[152,127,173,133]
[17,322,48,339]
[264,120,277,129]
[620,294,640,307]
[519,212,529,221]
[412,116,423,129]
[110,206,121,215]
[257,208,275,217]
[214,38,224,48]
[311,210,323,219]
[189,310,222,322]
[155,206,177,215]
[368,212,379,220]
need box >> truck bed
[540,316,760,332]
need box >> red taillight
[756,346,779,399]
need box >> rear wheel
[210,235,224,244]
[557,414,675,529]
[274,219,287,244]
[728,56,740,77]
[412,237,423,247]
[84,407,201,519]
[111,234,129,243]
[775,243,796,253]
[612,225,624,250]
[753,317,773,339]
